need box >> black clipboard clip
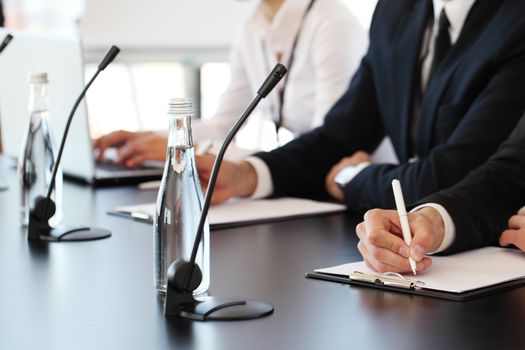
[349,271,425,291]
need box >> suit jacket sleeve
[343,35,525,211]
[417,114,525,254]
[254,50,386,201]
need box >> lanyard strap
[261,0,317,140]
[276,0,316,135]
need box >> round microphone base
[36,225,111,242]
[177,296,274,321]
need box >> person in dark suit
[197,0,525,211]
[355,112,525,274]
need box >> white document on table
[314,247,525,294]
[110,197,346,229]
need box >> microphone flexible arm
[41,46,120,220]
[183,63,287,292]
[0,34,13,54]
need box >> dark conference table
[0,168,524,350]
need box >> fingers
[116,141,150,166]
[500,229,525,252]
[356,209,413,273]
[195,154,239,204]
[500,209,525,252]
[325,169,344,201]
[350,150,371,164]
[508,213,525,230]
[356,209,435,274]
[408,213,437,261]
[357,239,413,273]
[357,228,433,273]
[195,154,216,181]
[359,211,407,257]
[113,133,167,167]
[123,154,149,168]
[93,130,137,161]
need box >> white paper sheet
[113,197,346,228]
[315,247,525,293]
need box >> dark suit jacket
[255,0,525,212]
[420,113,525,254]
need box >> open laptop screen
[0,29,97,182]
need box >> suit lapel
[393,0,432,162]
[417,0,503,155]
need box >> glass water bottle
[17,72,63,227]
[154,98,210,295]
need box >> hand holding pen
[355,183,444,274]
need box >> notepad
[109,197,346,229]
[307,247,525,301]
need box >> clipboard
[305,270,525,301]
[306,247,525,301]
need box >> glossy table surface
[0,165,523,350]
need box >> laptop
[0,29,163,185]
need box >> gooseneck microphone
[0,33,14,191]
[0,34,13,54]
[164,63,287,321]
[28,46,120,242]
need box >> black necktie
[429,9,451,79]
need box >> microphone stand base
[28,196,112,242]
[174,296,274,321]
[34,225,111,242]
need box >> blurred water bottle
[17,72,63,227]
[154,98,210,295]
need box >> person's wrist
[416,207,445,251]
[334,162,370,189]
[235,161,257,197]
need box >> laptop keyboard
[96,160,155,171]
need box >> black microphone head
[257,63,287,98]
[0,34,14,54]
[98,45,120,71]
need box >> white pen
[391,179,417,275]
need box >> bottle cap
[29,72,49,84]
[168,97,194,115]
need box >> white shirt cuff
[245,156,273,199]
[334,162,371,188]
[410,203,456,254]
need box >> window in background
[200,62,230,121]
[85,62,185,139]
[85,0,378,144]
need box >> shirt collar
[433,0,477,43]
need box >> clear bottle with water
[17,72,63,227]
[154,98,210,295]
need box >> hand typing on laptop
[93,130,167,168]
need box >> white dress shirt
[248,0,477,204]
[192,0,367,144]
